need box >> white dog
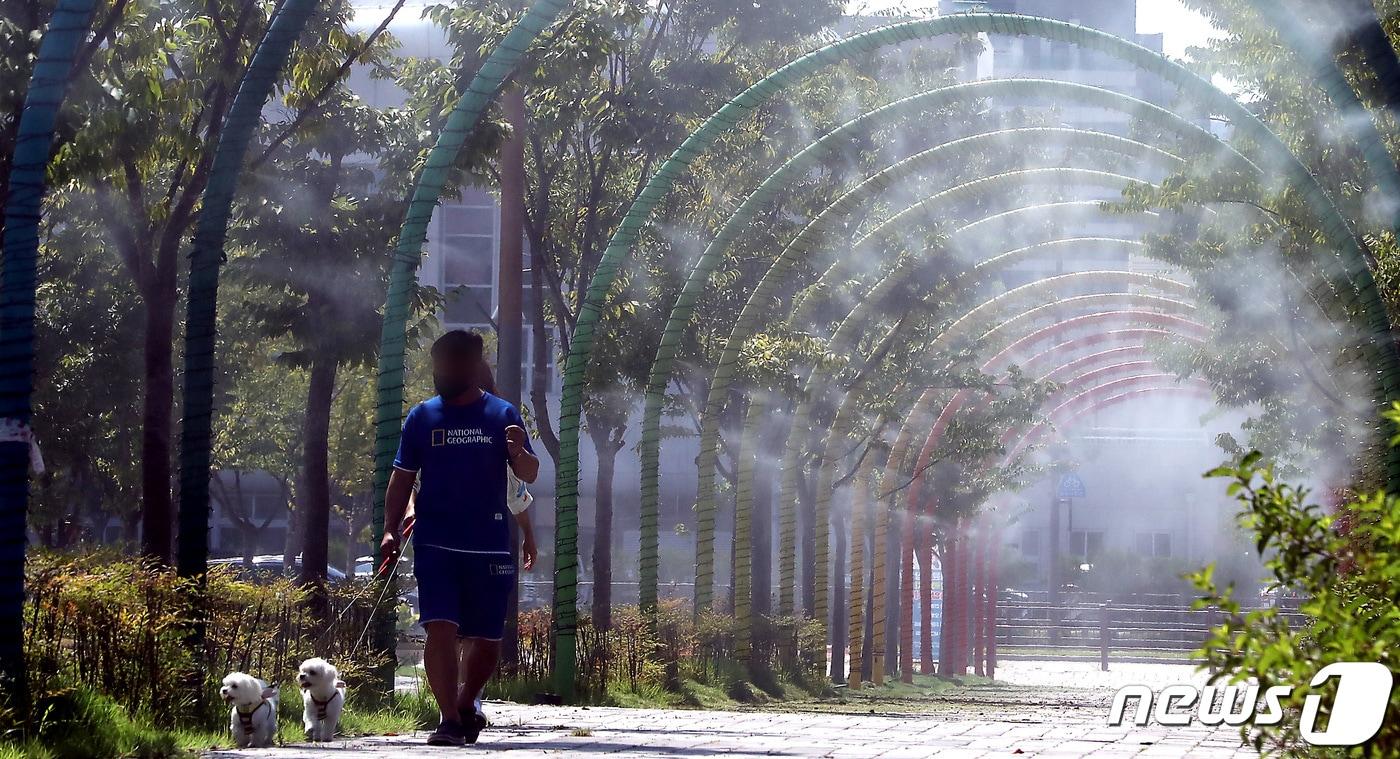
[297,657,346,741]
[220,672,279,748]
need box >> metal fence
[996,595,1307,668]
[517,580,697,610]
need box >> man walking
[381,330,539,745]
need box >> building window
[439,200,499,328]
[1021,528,1041,557]
[1069,530,1104,560]
[1135,532,1171,558]
[445,286,494,324]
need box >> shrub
[494,599,824,702]
[1193,440,1400,757]
[23,551,394,730]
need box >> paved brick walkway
[206,701,1254,758]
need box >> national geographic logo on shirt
[430,427,494,446]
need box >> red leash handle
[377,516,414,576]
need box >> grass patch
[2,683,434,758]
[675,678,736,709]
[9,687,182,759]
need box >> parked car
[208,554,347,582]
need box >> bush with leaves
[1192,408,1400,756]
[23,551,391,729]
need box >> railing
[996,597,1307,668]
[517,580,696,609]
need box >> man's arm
[505,425,539,483]
[380,467,415,562]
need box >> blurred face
[432,350,481,400]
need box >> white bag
[507,469,533,515]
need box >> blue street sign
[1057,472,1086,499]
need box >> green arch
[728,196,1176,614]
[178,0,321,580]
[647,77,1245,610]
[0,0,99,699]
[553,11,1400,692]
[686,165,1159,608]
[797,273,1192,640]
[732,184,1177,622]
[370,0,571,545]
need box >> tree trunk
[139,279,177,563]
[829,501,847,684]
[299,354,337,585]
[497,85,525,408]
[588,421,622,630]
[798,470,816,617]
[345,498,358,577]
[284,490,302,571]
[750,416,777,618]
[917,528,933,675]
[242,523,257,567]
[498,83,527,666]
[528,262,560,462]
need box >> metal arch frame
[0,0,100,700]
[765,231,1189,627]
[371,0,573,542]
[677,78,1268,615]
[693,190,1180,612]
[664,78,1247,611]
[553,17,1400,687]
[178,0,322,580]
[793,272,1193,643]
[889,326,1212,678]
[695,185,1168,611]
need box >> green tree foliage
[1193,408,1400,756]
[1128,0,1400,484]
[11,0,420,563]
[428,0,846,625]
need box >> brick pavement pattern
[206,701,1255,758]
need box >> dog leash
[317,519,414,644]
[347,544,409,660]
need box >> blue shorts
[413,545,517,640]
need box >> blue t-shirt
[393,393,534,554]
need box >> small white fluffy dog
[297,657,346,741]
[220,672,279,748]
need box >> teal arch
[556,28,1400,641]
[687,168,1161,608]
[178,0,321,580]
[555,19,1400,645]
[372,0,570,545]
[647,77,1246,611]
[0,0,99,701]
